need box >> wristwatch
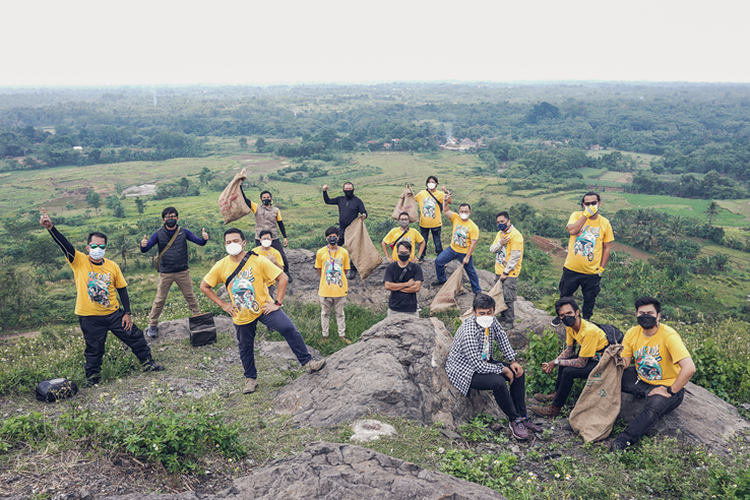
[666,386,675,395]
[274,301,283,307]
[554,359,559,366]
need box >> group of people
[40,177,695,453]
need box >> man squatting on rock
[322,182,367,279]
[40,208,164,387]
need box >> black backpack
[592,322,624,346]
[36,378,78,403]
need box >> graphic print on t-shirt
[453,225,469,248]
[230,268,260,313]
[325,257,344,287]
[496,246,507,267]
[634,344,663,381]
[87,272,112,308]
[422,196,436,219]
[574,225,600,262]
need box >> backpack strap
[153,228,182,270]
[225,251,257,288]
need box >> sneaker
[243,378,257,394]
[550,316,562,327]
[523,417,544,433]
[510,419,529,440]
[143,360,165,372]
[530,403,562,417]
[610,438,630,453]
[83,377,100,388]
[347,270,357,280]
[305,358,326,374]
[146,325,159,338]
[534,391,557,402]
[501,321,514,330]
[339,336,351,344]
[321,336,329,343]
[417,256,425,264]
[430,280,447,287]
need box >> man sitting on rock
[611,296,695,452]
[445,293,542,440]
[530,297,608,417]
[383,241,423,317]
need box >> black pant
[419,226,443,258]
[552,358,600,407]
[255,238,289,274]
[337,226,356,272]
[470,361,526,421]
[559,267,601,320]
[78,309,154,383]
[615,366,685,444]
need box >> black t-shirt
[383,261,423,312]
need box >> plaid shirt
[445,316,517,396]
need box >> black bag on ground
[36,378,78,403]
[593,322,624,345]
[189,313,217,347]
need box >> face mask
[637,314,658,329]
[397,253,410,262]
[561,315,577,327]
[475,316,494,329]
[262,199,272,206]
[89,247,106,260]
[427,182,437,190]
[165,219,177,228]
[327,236,339,245]
[261,239,272,248]
[226,243,243,256]
[344,189,354,199]
[399,220,409,228]
[459,213,469,221]
[497,223,508,231]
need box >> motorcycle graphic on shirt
[496,246,507,267]
[574,225,600,262]
[453,225,469,249]
[325,258,344,287]
[87,272,112,308]
[230,269,260,313]
[422,196,437,219]
[634,345,664,381]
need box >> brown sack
[391,185,419,223]
[344,217,384,280]
[218,168,252,224]
[430,264,465,313]
[568,344,626,442]
[459,278,508,321]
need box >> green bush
[523,328,562,395]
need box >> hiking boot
[305,358,326,374]
[321,336,329,343]
[347,269,358,280]
[243,378,257,394]
[339,336,351,344]
[550,316,562,327]
[523,417,544,433]
[534,391,557,402]
[146,325,159,338]
[417,256,425,264]
[501,321,514,330]
[143,360,165,372]
[510,418,529,440]
[430,280,447,287]
[530,403,562,417]
[610,438,630,453]
[83,377,100,388]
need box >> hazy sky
[3,0,748,86]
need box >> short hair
[87,232,108,244]
[635,296,661,314]
[343,182,354,189]
[325,226,339,237]
[426,175,438,185]
[495,211,510,220]
[555,296,579,314]
[473,293,496,312]
[260,190,272,199]
[581,191,601,204]
[398,211,410,220]
[396,241,412,252]
[224,228,245,241]
[459,203,471,211]
[258,229,273,239]
[161,206,178,218]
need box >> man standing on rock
[431,203,481,295]
[240,188,291,277]
[40,208,164,387]
[411,176,452,263]
[315,227,351,344]
[200,228,325,394]
[530,297,608,417]
[323,182,367,280]
[610,296,695,453]
[381,212,425,264]
[383,241,423,317]
[553,191,613,325]
[140,206,209,338]
[445,293,542,440]
[489,211,523,330]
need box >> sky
[2,0,749,86]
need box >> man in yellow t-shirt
[381,212,426,263]
[530,297,608,417]
[554,192,614,324]
[253,230,285,289]
[611,296,695,453]
[489,211,524,329]
[315,227,352,344]
[411,175,452,263]
[200,228,325,395]
[431,203,481,294]
[40,208,163,387]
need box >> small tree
[115,181,125,195]
[199,167,214,185]
[135,197,146,218]
[86,190,102,216]
[180,177,189,195]
[239,137,248,149]
[255,137,267,153]
[704,200,720,228]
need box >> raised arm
[41,208,76,263]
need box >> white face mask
[226,243,243,256]
[427,182,437,190]
[476,315,494,329]
[459,213,469,221]
[260,239,272,248]
[89,248,106,260]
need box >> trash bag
[459,278,508,321]
[430,264,465,313]
[36,378,78,403]
[391,185,419,223]
[344,218,383,280]
[218,168,252,224]
[189,312,217,347]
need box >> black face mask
[262,199,272,206]
[561,315,576,327]
[637,314,658,329]
[397,253,410,262]
[165,219,177,228]
[343,189,354,199]
[327,236,339,245]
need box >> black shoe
[551,316,562,326]
[144,361,165,372]
[610,438,630,453]
[431,280,447,287]
[83,377,100,388]
[347,270,357,280]
[417,256,425,264]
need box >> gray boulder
[273,314,501,429]
[147,316,235,343]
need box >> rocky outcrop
[147,316,235,343]
[273,314,501,429]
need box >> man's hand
[500,274,508,282]
[462,255,470,265]
[261,300,279,315]
[542,362,555,374]
[141,235,149,247]
[122,313,133,331]
[40,208,53,230]
[322,185,328,191]
[283,237,288,247]
[649,386,671,398]
[503,366,515,385]
[499,235,510,245]
[360,214,367,220]
[510,361,524,377]
[221,301,239,318]
[386,256,395,263]
[202,228,209,240]
[267,253,277,264]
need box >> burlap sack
[218,168,252,224]
[391,185,419,223]
[430,264,465,313]
[459,278,508,321]
[344,218,383,280]
[568,344,626,442]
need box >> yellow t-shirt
[203,253,281,325]
[566,319,609,358]
[622,323,691,386]
[68,251,127,316]
[449,213,479,253]
[382,227,424,260]
[315,246,350,298]
[252,246,285,287]
[415,190,445,228]
[563,212,614,275]
[493,226,524,277]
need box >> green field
[615,193,749,226]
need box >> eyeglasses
[89,244,107,249]
[164,216,178,220]
[583,201,598,207]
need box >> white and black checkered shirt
[445,316,517,396]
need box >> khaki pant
[320,296,346,337]
[149,270,201,327]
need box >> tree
[180,177,190,195]
[199,167,214,185]
[239,137,248,149]
[115,181,125,195]
[135,197,146,218]
[704,200,720,228]
[255,137,267,153]
[86,190,102,216]
[110,232,137,272]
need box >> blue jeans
[435,246,481,293]
[234,310,312,379]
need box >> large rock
[618,382,750,450]
[103,442,508,500]
[147,316,236,343]
[273,314,501,429]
